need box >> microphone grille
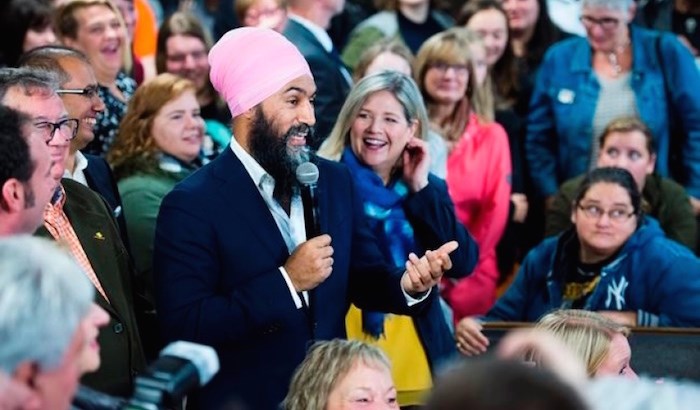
[296,162,319,186]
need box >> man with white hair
[0,236,94,410]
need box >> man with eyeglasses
[0,66,146,397]
[18,45,129,246]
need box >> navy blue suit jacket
[154,148,423,409]
[83,154,129,247]
[283,19,351,148]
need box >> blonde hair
[536,309,631,377]
[107,73,196,179]
[318,70,428,161]
[413,27,494,143]
[282,339,392,410]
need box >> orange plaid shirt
[44,185,109,302]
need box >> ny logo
[605,276,629,310]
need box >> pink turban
[208,27,313,118]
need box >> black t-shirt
[397,10,445,54]
[562,250,621,308]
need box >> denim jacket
[526,25,700,198]
[486,217,700,327]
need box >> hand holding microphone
[284,162,334,292]
[296,162,321,239]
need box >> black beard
[248,107,313,203]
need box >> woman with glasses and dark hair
[455,167,700,355]
[526,0,700,215]
[546,117,697,250]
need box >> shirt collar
[229,137,271,188]
[289,14,334,53]
[63,151,89,179]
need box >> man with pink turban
[153,27,459,409]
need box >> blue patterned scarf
[341,147,417,338]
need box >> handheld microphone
[296,162,321,239]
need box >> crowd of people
[2,0,700,409]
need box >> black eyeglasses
[577,204,635,222]
[579,15,621,31]
[56,85,100,100]
[34,118,80,143]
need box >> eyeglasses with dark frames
[34,118,80,143]
[579,15,621,31]
[56,85,100,100]
[577,204,635,222]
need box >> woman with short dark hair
[456,167,700,356]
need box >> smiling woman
[414,28,512,320]
[318,71,478,407]
[525,0,700,210]
[283,339,398,410]
[107,73,204,313]
[54,0,136,157]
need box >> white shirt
[62,151,89,186]
[229,140,429,309]
[229,139,309,308]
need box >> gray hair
[0,236,93,373]
[581,0,633,13]
[0,67,59,104]
[318,70,429,161]
[17,45,92,86]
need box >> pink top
[442,113,512,319]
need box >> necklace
[607,41,630,77]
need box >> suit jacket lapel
[61,181,122,317]
[287,20,346,74]
[211,149,289,257]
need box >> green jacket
[546,173,697,250]
[118,166,192,308]
[36,179,146,396]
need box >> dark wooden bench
[477,322,700,381]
